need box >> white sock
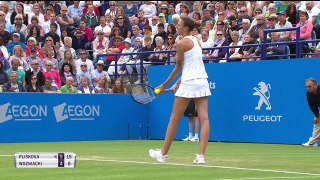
[189,133,193,138]
[194,134,199,139]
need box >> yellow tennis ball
[154,88,160,94]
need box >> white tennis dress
[175,36,211,98]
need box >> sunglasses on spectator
[46,39,52,41]
[0,14,4,16]
[31,63,39,65]
[117,17,123,20]
[32,18,37,20]
[217,24,223,25]
[15,18,22,20]
[46,64,52,66]
[217,34,223,36]
[218,14,224,16]
[152,19,157,21]
[239,11,245,13]
[80,53,86,55]
[110,4,115,6]
[81,65,87,67]
[31,77,37,80]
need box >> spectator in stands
[150,16,159,36]
[59,36,76,61]
[113,14,131,39]
[148,36,166,65]
[0,61,8,87]
[123,2,138,20]
[3,71,26,92]
[26,16,43,36]
[10,3,28,26]
[124,37,144,82]
[108,27,121,47]
[42,76,60,93]
[25,74,43,92]
[167,24,178,40]
[164,33,177,65]
[94,76,111,93]
[43,12,61,37]
[139,1,157,20]
[276,11,293,41]
[43,22,60,48]
[75,49,94,74]
[136,36,155,83]
[0,10,13,34]
[42,36,59,60]
[13,14,27,37]
[81,4,99,30]
[175,1,186,14]
[202,9,215,27]
[266,32,285,60]
[0,21,12,46]
[0,36,9,70]
[105,35,125,69]
[91,60,110,88]
[130,25,144,48]
[105,13,114,30]
[200,29,214,58]
[25,59,45,87]
[28,3,44,25]
[72,30,89,58]
[191,27,201,40]
[227,30,243,62]
[42,60,61,88]
[57,5,76,35]
[59,50,76,73]
[303,1,319,25]
[76,61,93,86]
[158,13,169,32]
[212,21,227,42]
[286,3,298,25]
[114,6,131,27]
[189,2,202,18]
[92,30,109,63]
[6,58,25,85]
[94,16,112,38]
[239,33,257,61]
[26,37,43,60]
[105,1,117,21]
[237,6,253,26]
[226,1,236,17]
[192,12,202,29]
[226,15,241,42]
[167,4,175,24]
[160,4,170,23]
[83,1,100,18]
[266,13,278,29]
[0,3,12,26]
[43,8,53,23]
[77,76,94,93]
[43,47,59,71]
[68,1,83,27]
[265,3,277,19]
[152,23,168,46]
[206,30,228,63]
[180,4,190,16]
[60,76,78,93]
[59,62,77,86]
[131,16,144,35]
[6,33,26,55]
[8,45,28,72]
[213,2,225,20]
[108,38,134,75]
[25,46,44,71]
[292,10,313,54]
[249,14,268,41]
[137,9,150,27]
[110,78,127,94]
[26,25,42,47]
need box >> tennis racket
[131,84,173,104]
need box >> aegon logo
[243,81,283,123]
[53,103,100,122]
[0,103,47,123]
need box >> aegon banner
[148,59,318,144]
[0,94,147,143]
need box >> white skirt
[175,78,211,98]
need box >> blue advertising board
[0,94,147,143]
[148,58,319,144]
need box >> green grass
[0,140,319,180]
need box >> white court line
[77,157,320,176]
[219,176,320,180]
[0,155,13,157]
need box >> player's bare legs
[161,97,191,155]
[194,97,210,155]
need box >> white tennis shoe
[149,149,166,163]
[193,154,205,164]
[182,136,193,141]
[190,137,199,142]
[302,142,318,147]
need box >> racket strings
[131,85,156,104]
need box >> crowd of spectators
[0,1,319,93]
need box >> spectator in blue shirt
[6,33,26,55]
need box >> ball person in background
[149,16,211,164]
[302,78,320,147]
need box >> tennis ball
[154,88,161,95]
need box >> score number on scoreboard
[15,152,76,168]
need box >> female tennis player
[149,16,211,164]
